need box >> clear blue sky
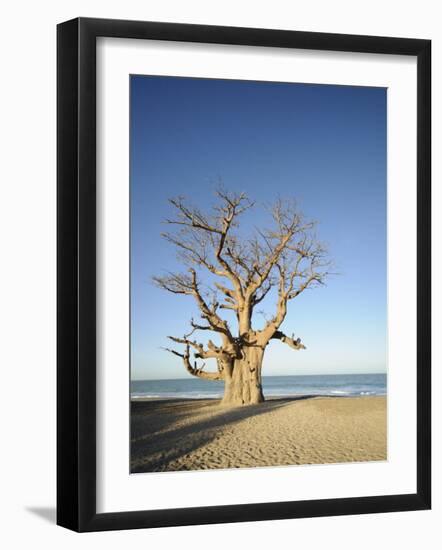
[130,75,386,380]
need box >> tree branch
[270,330,306,350]
[154,190,331,360]
[154,268,235,343]
[167,336,221,359]
[163,345,224,380]
[163,191,255,298]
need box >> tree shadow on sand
[130,396,316,473]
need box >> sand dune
[131,396,387,473]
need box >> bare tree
[153,189,331,406]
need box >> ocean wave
[131,390,386,400]
[131,374,387,400]
[131,392,223,400]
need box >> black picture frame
[57,17,431,532]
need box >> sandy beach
[131,396,387,473]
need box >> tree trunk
[221,346,265,406]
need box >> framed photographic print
[57,17,431,532]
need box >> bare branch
[155,190,330,349]
[163,345,224,381]
[252,281,272,306]
[167,336,220,359]
[271,330,306,350]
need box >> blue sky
[130,75,386,380]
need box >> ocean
[131,373,386,400]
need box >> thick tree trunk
[221,346,265,406]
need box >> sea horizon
[131,373,387,400]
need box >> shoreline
[131,394,385,402]
[131,396,387,473]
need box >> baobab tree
[153,190,330,406]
